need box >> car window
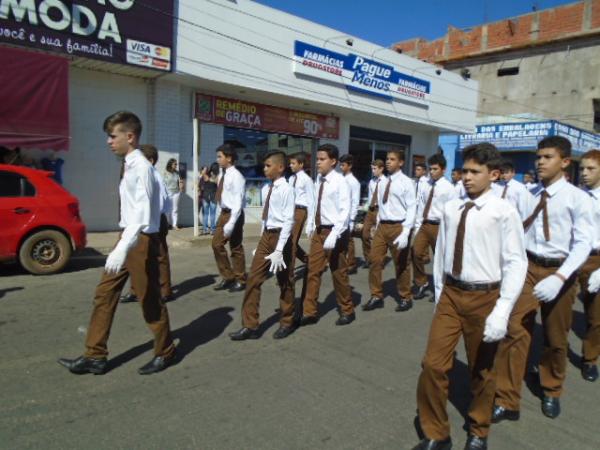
[0,171,36,197]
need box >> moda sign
[0,0,174,71]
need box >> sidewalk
[85,223,264,255]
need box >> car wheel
[18,230,72,275]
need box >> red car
[0,164,86,274]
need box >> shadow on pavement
[106,306,234,372]
[0,286,24,299]
[171,274,218,300]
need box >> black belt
[295,205,307,210]
[423,220,440,225]
[265,228,281,233]
[527,251,565,268]
[380,220,404,225]
[221,208,231,213]
[591,249,600,256]
[317,224,334,230]
[368,206,379,211]
[446,275,500,292]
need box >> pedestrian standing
[211,143,247,292]
[58,111,175,375]
[361,159,386,268]
[164,158,183,230]
[412,143,527,450]
[201,162,219,235]
[299,144,355,327]
[493,136,594,423]
[340,154,361,274]
[229,151,296,341]
[363,150,416,312]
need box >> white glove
[588,269,600,293]
[305,222,315,239]
[252,248,257,257]
[264,250,286,273]
[223,222,234,238]
[393,229,410,250]
[533,275,564,303]
[482,302,512,343]
[349,221,355,231]
[323,233,338,250]
[105,245,127,274]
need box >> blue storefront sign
[293,40,431,104]
[459,121,600,156]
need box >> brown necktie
[262,183,273,221]
[315,177,325,227]
[523,190,550,241]
[215,168,225,203]
[372,179,380,208]
[501,183,508,199]
[422,182,436,220]
[383,178,392,204]
[293,174,298,188]
[452,201,477,277]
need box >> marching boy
[361,159,386,268]
[229,152,296,340]
[412,143,527,450]
[288,152,314,271]
[339,154,361,273]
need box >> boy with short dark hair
[300,144,355,326]
[492,159,529,220]
[361,159,386,267]
[212,143,247,292]
[413,143,527,450]
[229,151,296,340]
[493,136,594,422]
[340,154,361,274]
[288,152,313,270]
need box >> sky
[255,0,575,46]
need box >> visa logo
[131,42,151,54]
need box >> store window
[224,127,316,206]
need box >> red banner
[195,94,339,139]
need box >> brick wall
[393,0,600,63]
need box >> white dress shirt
[415,176,458,227]
[217,166,246,228]
[491,178,531,221]
[367,175,387,208]
[154,169,172,216]
[414,175,428,199]
[583,185,600,251]
[525,182,538,192]
[118,149,161,251]
[261,177,295,252]
[454,179,466,198]
[525,177,594,279]
[377,170,417,228]
[433,190,528,307]
[344,172,361,225]
[308,169,351,239]
[290,169,315,226]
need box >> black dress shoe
[464,435,487,450]
[581,363,599,382]
[541,396,560,418]
[348,266,358,275]
[120,293,138,303]
[395,298,413,312]
[299,315,319,326]
[413,283,430,300]
[362,297,384,311]
[335,313,356,326]
[228,327,260,341]
[57,356,107,375]
[161,294,174,303]
[228,281,246,292]
[138,352,176,375]
[213,279,234,291]
[273,326,295,339]
[491,404,520,423]
[411,437,452,450]
[362,261,370,269]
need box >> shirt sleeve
[349,180,360,223]
[333,177,351,238]
[117,162,153,253]
[276,186,295,252]
[226,172,245,228]
[414,183,426,229]
[305,175,316,231]
[516,186,532,221]
[433,206,447,303]
[497,207,528,312]
[557,193,594,279]
[402,179,417,231]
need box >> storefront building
[2,0,478,230]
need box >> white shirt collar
[462,189,494,209]
[543,176,568,197]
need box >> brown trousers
[85,233,175,359]
[413,223,439,287]
[495,261,577,409]
[301,228,354,318]
[241,230,294,329]
[347,234,357,270]
[212,210,246,283]
[417,284,499,440]
[361,209,378,263]
[579,254,600,364]
[369,223,412,300]
[290,207,308,272]
[130,214,172,298]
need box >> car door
[0,170,38,257]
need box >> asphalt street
[0,240,598,450]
